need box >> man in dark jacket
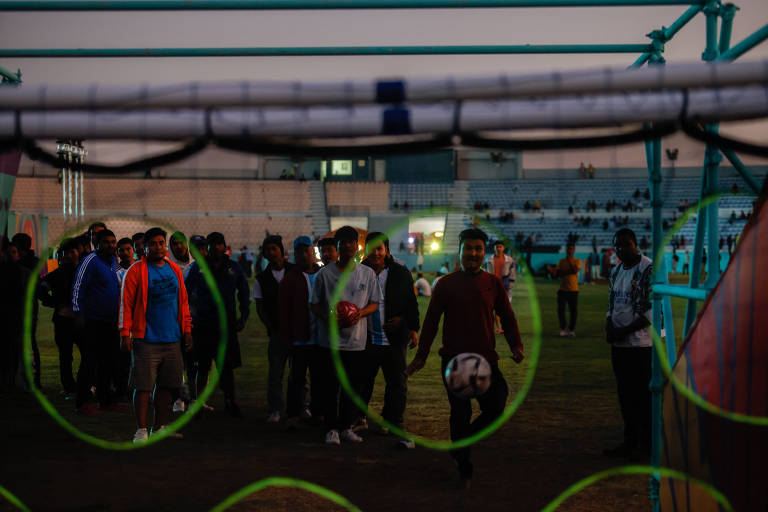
[361,232,420,447]
[37,238,81,396]
[0,237,27,392]
[278,236,320,428]
[185,232,250,417]
[71,229,123,414]
[253,234,293,423]
[11,233,42,389]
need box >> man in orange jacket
[119,227,193,443]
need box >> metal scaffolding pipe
[0,0,707,10]
[718,24,768,61]
[0,44,653,58]
[653,284,710,301]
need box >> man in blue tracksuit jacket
[71,229,123,414]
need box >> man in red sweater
[406,228,524,489]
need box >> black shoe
[602,443,634,457]
[225,400,244,418]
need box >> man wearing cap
[310,226,382,445]
[254,234,294,423]
[185,232,250,417]
[278,236,321,428]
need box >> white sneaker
[266,411,281,423]
[340,428,364,443]
[151,425,183,439]
[172,398,186,412]
[325,429,341,445]
[559,329,568,337]
[398,439,416,450]
[132,427,149,444]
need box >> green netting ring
[0,485,30,512]
[210,477,361,512]
[327,206,542,450]
[22,220,229,449]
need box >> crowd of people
[0,221,657,487]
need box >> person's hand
[120,336,133,352]
[511,346,524,363]
[235,317,246,332]
[183,332,193,351]
[404,355,427,377]
[347,310,361,327]
[407,330,418,349]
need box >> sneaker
[132,427,149,443]
[191,400,215,412]
[325,429,341,445]
[266,411,281,423]
[76,403,102,416]
[340,428,364,443]
[172,398,186,412]
[300,408,313,421]
[559,329,568,337]
[398,438,416,450]
[152,425,184,439]
[351,417,368,432]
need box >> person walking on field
[557,243,580,337]
[119,227,193,443]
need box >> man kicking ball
[406,228,524,489]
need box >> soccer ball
[444,353,492,398]
[333,300,360,328]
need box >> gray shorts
[132,341,183,391]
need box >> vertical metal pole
[80,144,85,217]
[701,0,720,61]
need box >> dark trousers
[286,344,320,418]
[317,347,368,431]
[557,290,578,331]
[53,317,81,393]
[441,356,508,479]
[267,333,291,413]
[610,346,652,449]
[193,326,237,399]
[76,319,119,408]
[361,343,408,427]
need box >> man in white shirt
[604,228,653,459]
[310,226,382,445]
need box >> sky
[1,1,767,169]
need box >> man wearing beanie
[254,234,293,423]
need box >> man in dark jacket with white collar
[361,232,419,447]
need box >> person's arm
[37,273,56,308]
[235,265,250,331]
[309,271,328,322]
[119,266,138,352]
[494,278,524,363]
[277,275,293,346]
[405,285,445,375]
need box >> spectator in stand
[588,163,595,179]
[556,243,580,338]
[727,234,734,254]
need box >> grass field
[1,274,697,512]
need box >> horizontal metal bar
[653,284,710,301]
[0,0,707,11]
[0,45,653,58]
[718,24,768,61]
[0,66,21,83]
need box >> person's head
[11,233,32,259]
[293,236,315,270]
[613,228,638,264]
[458,228,488,273]
[132,232,145,257]
[94,229,117,257]
[58,238,80,267]
[117,237,135,264]
[8,243,20,263]
[566,243,575,258]
[75,234,90,256]
[365,232,390,268]
[334,226,359,263]
[169,231,189,261]
[189,235,208,259]
[207,232,227,260]
[493,240,505,256]
[317,237,338,266]
[143,227,167,263]
[262,235,285,266]
[88,222,107,246]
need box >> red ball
[334,300,360,328]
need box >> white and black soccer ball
[444,353,492,398]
